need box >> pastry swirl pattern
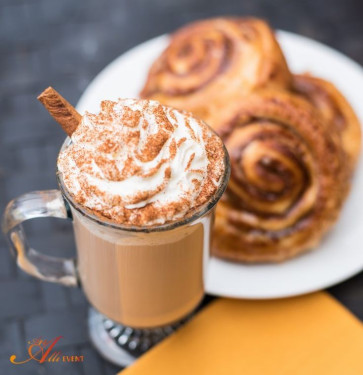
[211,90,347,262]
[140,17,291,120]
[293,74,361,172]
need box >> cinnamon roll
[140,18,291,120]
[293,74,361,172]
[211,89,348,262]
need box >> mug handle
[2,189,78,287]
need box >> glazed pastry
[211,89,348,262]
[140,17,291,121]
[293,74,361,172]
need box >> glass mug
[2,138,230,366]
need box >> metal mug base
[88,307,191,367]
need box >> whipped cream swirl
[57,99,225,226]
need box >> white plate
[77,31,363,299]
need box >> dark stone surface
[0,321,24,360]
[0,0,363,374]
[0,280,42,319]
[0,242,16,279]
[24,310,89,348]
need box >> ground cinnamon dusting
[57,99,225,226]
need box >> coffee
[2,91,229,367]
[73,210,212,327]
[57,99,227,327]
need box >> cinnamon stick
[37,87,81,136]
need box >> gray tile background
[1,0,363,374]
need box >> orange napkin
[121,292,363,375]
